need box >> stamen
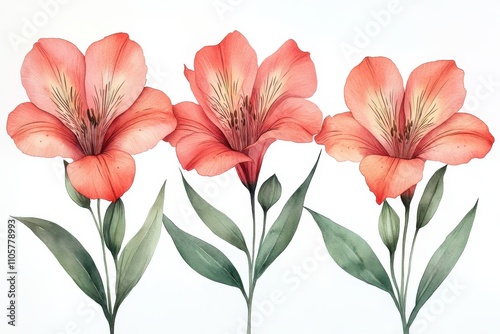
[50,71,83,133]
[207,69,289,152]
[254,75,283,124]
[92,81,125,128]
[369,88,399,147]
[80,122,87,133]
[407,88,437,149]
[86,108,99,127]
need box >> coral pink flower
[7,33,176,202]
[166,31,322,192]
[316,57,494,204]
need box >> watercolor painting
[2,1,499,333]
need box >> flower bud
[378,201,400,254]
[258,174,282,212]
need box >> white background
[1,0,499,333]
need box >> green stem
[400,202,411,314]
[89,200,114,334]
[246,250,253,334]
[399,201,411,334]
[389,253,401,306]
[109,317,115,334]
[98,200,113,318]
[109,310,117,334]
[404,230,419,304]
[389,252,409,334]
[246,189,257,334]
[258,210,268,250]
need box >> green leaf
[258,174,282,212]
[378,201,400,255]
[163,215,245,293]
[64,160,90,209]
[115,181,165,310]
[103,198,126,261]
[182,174,248,253]
[408,200,478,327]
[254,154,319,280]
[14,216,108,314]
[416,165,447,229]
[306,208,395,295]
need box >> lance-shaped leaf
[258,174,282,212]
[378,201,400,255]
[408,200,477,327]
[163,215,245,293]
[254,154,319,280]
[306,209,395,295]
[64,160,90,209]
[103,198,126,261]
[14,217,108,314]
[115,182,165,310]
[416,165,447,229]
[182,174,248,253]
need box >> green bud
[103,198,126,260]
[378,201,400,254]
[258,174,282,212]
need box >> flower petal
[104,87,176,154]
[84,33,147,123]
[344,57,404,155]
[7,102,84,159]
[258,98,322,144]
[252,39,317,119]
[175,133,252,176]
[67,150,135,202]
[21,37,87,122]
[165,101,227,146]
[415,113,494,165]
[360,155,425,204]
[315,112,387,162]
[403,60,465,144]
[190,31,258,130]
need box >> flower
[165,31,322,193]
[316,57,494,204]
[7,33,176,202]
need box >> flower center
[369,89,435,159]
[388,119,413,158]
[208,71,259,152]
[50,73,124,156]
[215,94,259,152]
[368,89,408,157]
[78,108,103,155]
